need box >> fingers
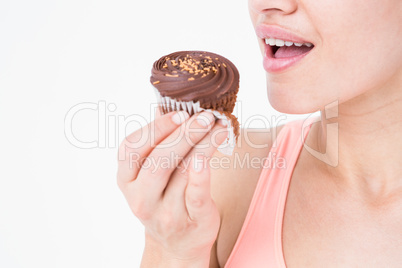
[162,121,228,208]
[134,112,216,204]
[117,111,189,184]
[186,119,228,159]
[155,106,162,119]
[185,155,215,222]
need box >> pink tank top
[224,117,317,268]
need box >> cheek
[327,4,401,100]
[270,0,402,113]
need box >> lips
[256,25,315,73]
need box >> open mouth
[265,37,314,59]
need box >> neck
[306,72,402,201]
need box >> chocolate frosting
[150,51,239,103]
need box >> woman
[117,0,402,267]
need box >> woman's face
[249,0,402,114]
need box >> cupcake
[150,51,240,155]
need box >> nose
[249,0,297,15]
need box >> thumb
[185,154,214,222]
[155,106,163,119]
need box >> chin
[267,87,322,115]
[270,98,318,114]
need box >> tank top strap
[224,116,318,268]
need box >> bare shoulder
[209,125,285,267]
[209,127,282,215]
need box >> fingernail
[217,119,228,127]
[196,112,215,127]
[172,111,189,125]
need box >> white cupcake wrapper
[153,88,236,155]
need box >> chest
[282,173,402,268]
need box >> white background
[0,0,310,267]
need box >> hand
[117,110,228,262]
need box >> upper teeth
[265,38,313,47]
